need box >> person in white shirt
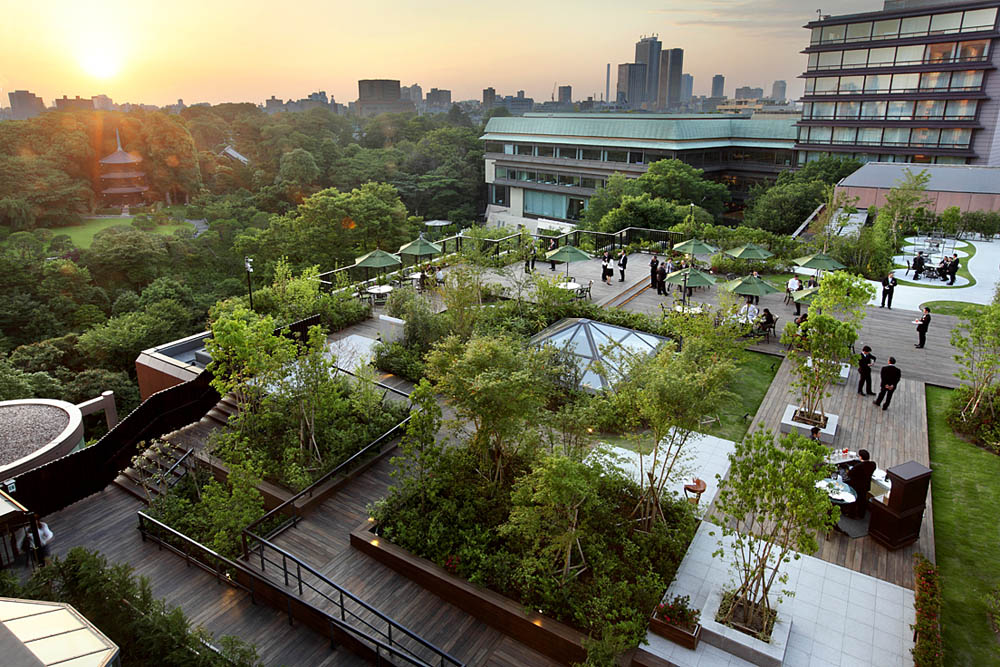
[738,302,759,323]
[787,276,803,315]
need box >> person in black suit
[912,251,925,280]
[618,250,628,282]
[844,449,877,519]
[947,254,960,285]
[548,239,557,271]
[880,272,896,309]
[656,263,667,295]
[873,357,901,411]
[915,307,931,348]
[857,345,876,396]
[649,255,659,289]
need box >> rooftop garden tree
[949,300,1000,451]
[782,271,875,425]
[611,310,742,531]
[882,168,932,246]
[711,429,835,639]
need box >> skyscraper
[617,63,647,107]
[711,74,725,99]
[483,87,497,108]
[558,85,572,104]
[681,74,694,103]
[657,48,684,109]
[771,80,787,103]
[634,36,662,109]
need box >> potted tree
[650,594,702,650]
[780,271,874,442]
[708,429,835,665]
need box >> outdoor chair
[764,316,779,344]
[784,287,792,305]
[904,259,911,276]
[575,280,593,300]
[684,478,707,505]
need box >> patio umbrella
[423,219,451,239]
[793,252,845,272]
[663,267,716,307]
[791,286,820,304]
[720,274,780,298]
[673,238,718,255]
[398,235,442,263]
[355,249,402,282]
[725,243,773,261]
[545,244,591,277]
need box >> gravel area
[0,405,70,466]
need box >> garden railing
[138,512,462,667]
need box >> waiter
[844,450,877,519]
[857,345,876,396]
[649,255,659,289]
[873,357,901,411]
[880,272,896,309]
[915,307,931,349]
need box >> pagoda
[98,129,148,207]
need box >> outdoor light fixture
[244,257,254,311]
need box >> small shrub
[373,341,425,382]
[945,385,1000,454]
[912,554,944,667]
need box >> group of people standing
[600,250,628,284]
[649,254,693,296]
[856,345,902,411]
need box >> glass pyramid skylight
[531,318,669,392]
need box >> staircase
[114,441,194,502]
[205,393,240,428]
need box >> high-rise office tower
[771,80,787,103]
[711,74,725,98]
[558,85,572,104]
[657,48,684,109]
[617,63,648,107]
[8,90,45,120]
[798,2,1000,165]
[606,64,610,102]
[681,74,694,103]
[635,36,662,108]
[483,87,497,108]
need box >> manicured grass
[711,351,781,442]
[926,385,1000,666]
[896,240,977,289]
[918,301,988,319]
[40,216,194,249]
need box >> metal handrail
[242,416,411,540]
[241,528,462,667]
[164,448,195,488]
[137,512,461,667]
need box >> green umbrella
[664,267,716,307]
[720,274,780,297]
[398,236,442,261]
[725,243,773,261]
[355,249,402,269]
[545,244,592,277]
[792,287,820,304]
[793,252,845,272]
[673,238,718,255]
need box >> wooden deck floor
[619,281,967,388]
[44,486,364,667]
[711,356,935,590]
[263,455,560,667]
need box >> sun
[79,47,122,79]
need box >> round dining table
[366,284,393,295]
[815,478,857,505]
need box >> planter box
[649,615,701,650]
[350,522,587,665]
[804,357,851,385]
[779,404,839,444]
[699,589,791,667]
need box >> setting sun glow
[79,48,122,79]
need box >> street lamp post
[244,257,254,311]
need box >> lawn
[918,301,988,319]
[896,240,978,289]
[926,385,1000,666]
[597,350,779,450]
[40,216,194,249]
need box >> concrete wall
[509,186,524,217]
[484,158,495,184]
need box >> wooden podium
[868,461,931,550]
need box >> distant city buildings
[356,79,414,117]
[635,36,662,108]
[263,91,342,115]
[770,80,787,103]
[681,74,694,104]
[401,84,423,103]
[711,74,725,99]
[735,86,764,100]
[798,0,1000,166]
[91,94,114,111]
[425,88,452,109]
[617,62,647,107]
[558,85,572,104]
[54,95,94,111]
[483,87,497,109]
[658,48,684,109]
[8,90,45,120]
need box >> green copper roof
[482,115,798,143]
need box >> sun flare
[79,48,122,79]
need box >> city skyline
[1,0,875,107]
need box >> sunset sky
[2,0,876,108]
